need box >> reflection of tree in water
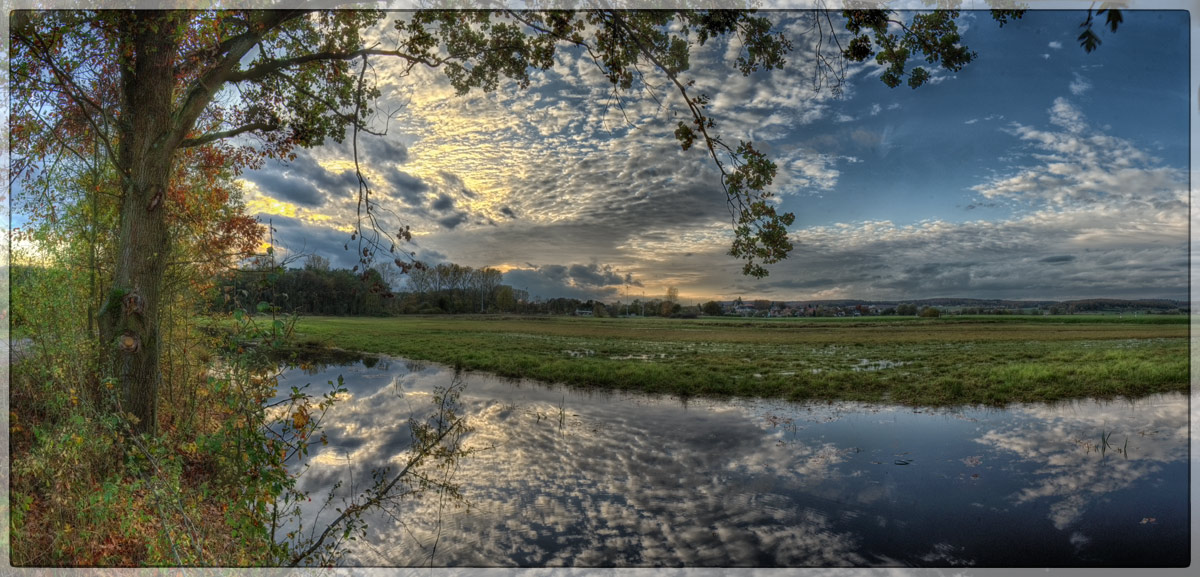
[267,345,385,376]
[278,370,475,567]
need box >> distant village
[576,297,1190,319]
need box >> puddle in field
[608,353,674,361]
[851,359,907,371]
[272,355,1191,568]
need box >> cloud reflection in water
[274,357,1189,568]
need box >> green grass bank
[282,314,1189,406]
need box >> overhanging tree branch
[169,10,304,151]
[225,46,448,84]
[179,122,281,148]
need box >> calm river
[271,354,1190,568]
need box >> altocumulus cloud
[357,12,851,277]
[716,97,1187,301]
[236,14,1184,304]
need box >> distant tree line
[1046,298,1188,314]
[206,256,1189,319]
[207,257,617,317]
[210,255,396,316]
[401,262,510,314]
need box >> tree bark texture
[99,12,182,437]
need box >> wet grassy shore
[283,314,1188,406]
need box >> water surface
[272,355,1190,568]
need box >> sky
[239,8,1190,304]
[7,5,1191,305]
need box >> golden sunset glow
[244,189,301,218]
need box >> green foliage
[12,216,330,565]
[200,308,353,565]
[726,141,794,277]
[841,9,976,89]
[842,8,1118,91]
[1078,7,1123,53]
[9,341,212,565]
[12,262,471,566]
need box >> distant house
[575,309,593,317]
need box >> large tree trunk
[99,12,181,437]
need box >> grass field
[279,314,1189,406]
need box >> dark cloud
[766,277,840,290]
[539,264,568,282]
[437,212,469,230]
[1040,255,1076,264]
[382,168,430,207]
[362,137,409,164]
[367,169,476,231]
[309,167,359,196]
[505,140,729,244]
[317,134,410,166]
[431,193,456,212]
[252,150,366,207]
[499,206,517,219]
[502,262,641,301]
[417,248,449,264]
[438,171,477,199]
[246,170,326,208]
[567,263,628,288]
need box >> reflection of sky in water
[274,357,1189,568]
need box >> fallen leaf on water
[1140,517,1157,525]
